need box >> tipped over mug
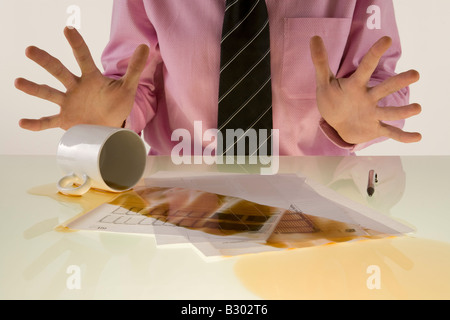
[56,124,147,196]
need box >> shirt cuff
[319,118,356,150]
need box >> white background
[1,0,449,155]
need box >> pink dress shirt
[101,0,409,156]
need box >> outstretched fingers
[64,26,98,75]
[310,36,334,87]
[352,36,392,85]
[19,115,60,131]
[378,122,422,143]
[376,103,422,122]
[24,46,76,89]
[14,78,65,105]
[370,70,420,100]
[122,44,150,89]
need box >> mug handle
[57,173,92,196]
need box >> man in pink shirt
[16,0,421,156]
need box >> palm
[316,77,383,144]
[15,27,149,131]
[59,73,134,129]
[310,36,422,145]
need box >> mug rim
[97,128,147,192]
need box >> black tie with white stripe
[218,0,272,156]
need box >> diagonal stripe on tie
[218,0,273,156]
[218,75,271,130]
[223,104,272,155]
[220,19,269,74]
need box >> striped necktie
[217,0,273,156]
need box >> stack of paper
[63,172,412,258]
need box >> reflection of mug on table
[57,125,147,196]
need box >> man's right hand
[15,27,149,131]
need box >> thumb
[122,44,150,88]
[310,36,333,87]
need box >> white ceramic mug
[57,124,147,196]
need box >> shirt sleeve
[101,0,162,134]
[320,0,409,152]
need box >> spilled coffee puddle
[234,236,450,299]
[28,183,450,299]
[28,183,121,232]
[28,184,282,238]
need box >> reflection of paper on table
[64,172,413,258]
[145,172,412,234]
[65,186,286,244]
